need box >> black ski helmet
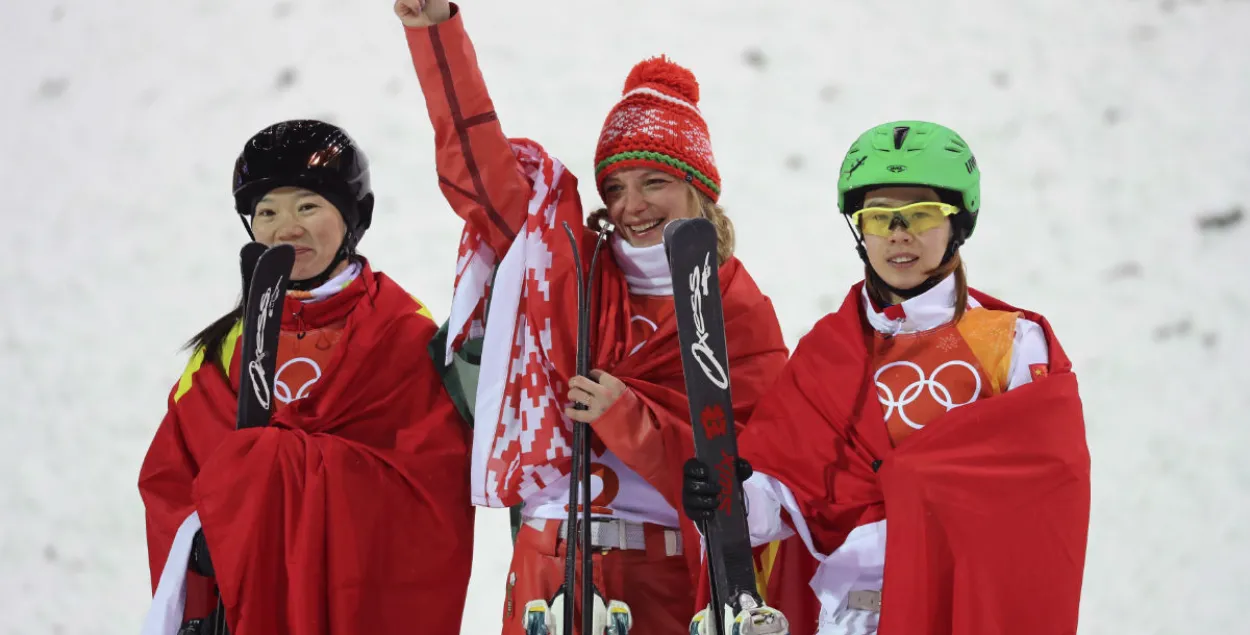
[231,119,375,251]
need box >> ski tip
[261,243,298,267]
[663,217,717,261]
[662,218,691,244]
[241,244,298,294]
[663,217,715,242]
[240,241,267,262]
[243,242,298,266]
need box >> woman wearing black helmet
[138,120,475,635]
[683,122,1091,635]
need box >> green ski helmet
[837,120,981,242]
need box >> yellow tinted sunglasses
[850,201,961,237]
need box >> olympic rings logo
[273,356,323,404]
[628,315,659,357]
[874,360,981,429]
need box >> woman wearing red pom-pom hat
[394,1,789,634]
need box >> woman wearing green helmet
[681,122,1091,634]
[836,120,983,310]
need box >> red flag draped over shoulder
[740,283,1090,635]
[138,267,474,635]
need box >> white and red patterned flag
[445,139,590,508]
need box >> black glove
[189,529,215,578]
[682,456,754,522]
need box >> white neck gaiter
[611,234,673,296]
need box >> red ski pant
[502,518,694,635]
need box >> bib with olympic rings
[868,307,1018,446]
[272,319,347,410]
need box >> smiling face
[601,168,702,248]
[859,186,953,293]
[249,186,348,281]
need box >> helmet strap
[238,214,256,241]
[289,228,356,292]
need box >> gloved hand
[189,529,215,578]
[682,456,754,522]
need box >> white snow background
[2,0,1248,633]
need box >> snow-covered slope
[2,1,1247,633]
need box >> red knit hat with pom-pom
[593,55,721,202]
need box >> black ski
[235,243,295,429]
[664,218,761,635]
[239,242,268,312]
[203,242,295,635]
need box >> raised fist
[394,0,451,28]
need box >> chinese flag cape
[138,264,475,635]
[741,282,1091,635]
